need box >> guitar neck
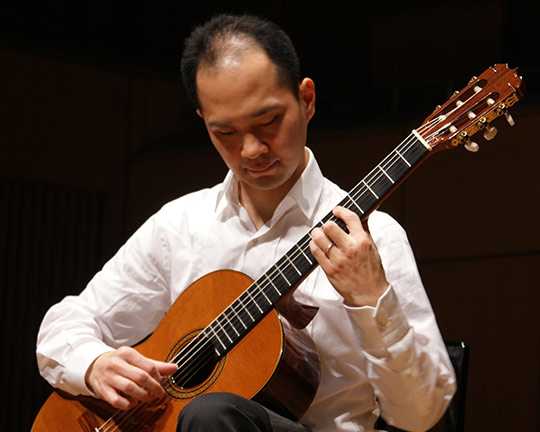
[203,133,430,357]
[175,63,525,367]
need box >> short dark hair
[181,14,301,109]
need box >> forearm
[347,286,456,431]
[36,298,116,395]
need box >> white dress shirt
[37,148,455,432]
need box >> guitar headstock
[415,64,525,153]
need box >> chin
[246,178,285,191]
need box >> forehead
[196,49,295,119]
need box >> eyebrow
[250,103,282,119]
[208,103,283,128]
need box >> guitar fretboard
[200,133,430,356]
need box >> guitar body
[32,270,320,431]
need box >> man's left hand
[310,206,388,307]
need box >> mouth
[246,160,277,174]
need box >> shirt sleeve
[345,215,456,431]
[36,212,173,396]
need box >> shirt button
[251,238,259,245]
[378,315,389,328]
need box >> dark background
[1,1,539,430]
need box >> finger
[99,378,139,410]
[309,236,331,266]
[309,229,336,269]
[116,348,167,398]
[332,206,365,234]
[113,374,154,405]
[310,227,332,255]
[125,361,166,399]
[322,206,369,247]
[153,360,178,376]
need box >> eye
[260,115,279,127]
[217,130,236,136]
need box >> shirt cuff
[64,342,115,396]
[344,285,410,353]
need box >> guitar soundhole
[165,329,226,400]
[171,341,218,389]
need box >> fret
[346,192,365,215]
[222,310,240,337]
[285,253,302,276]
[236,295,255,322]
[214,317,233,344]
[296,243,313,266]
[253,281,272,305]
[261,275,282,302]
[245,288,264,314]
[362,179,379,199]
[225,306,249,336]
[231,305,248,330]
[229,298,252,330]
[207,325,227,352]
[378,164,395,184]
[403,137,429,164]
[295,240,315,272]
[355,188,378,214]
[395,148,412,167]
[275,265,291,286]
[283,260,299,283]
[364,167,394,199]
[385,155,410,184]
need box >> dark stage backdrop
[1,1,539,430]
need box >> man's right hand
[85,346,178,410]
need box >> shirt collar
[286,147,324,218]
[215,147,325,220]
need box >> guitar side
[32,270,320,431]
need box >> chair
[375,340,469,432]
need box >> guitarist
[37,14,456,432]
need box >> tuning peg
[464,141,480,153]
[505,112,515,126]
[483,124,498,141]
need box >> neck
[238,184,285,230]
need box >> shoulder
[368,210,404,234]
[130,183,223,244]
[368,210,408,245]
[156,183,222,222]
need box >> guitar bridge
[77,411,101,432]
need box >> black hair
[181,14,301,109]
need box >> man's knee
[177,393,271,432]
[178,393,241,424]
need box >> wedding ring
[324,242,333,255]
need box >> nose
[241,133,268,159]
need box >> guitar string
[96,89,483,431]
[97,122,442,432]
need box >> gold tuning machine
[455,130,480,153]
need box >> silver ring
[324,242,333,255]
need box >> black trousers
[176,392,312,432]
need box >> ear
[299,78,316,121]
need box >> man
[37,14,456,432]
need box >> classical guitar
[32,64,524,431]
